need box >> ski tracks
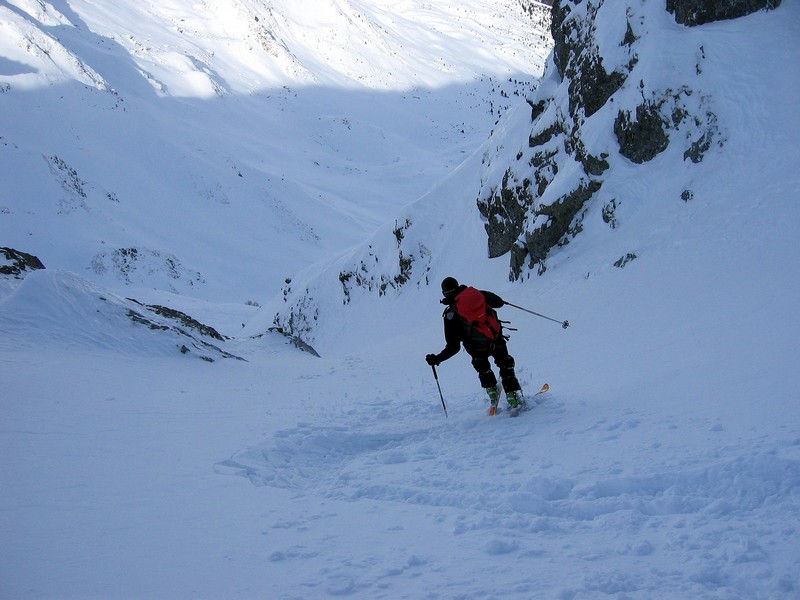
[217,390,565,508]
[216,391,800,598]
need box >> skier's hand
[426,354,440,366]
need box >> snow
[2,1,800,599]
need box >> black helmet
[441,276,459,299]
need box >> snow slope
[2,1,800,599]
[0,0,549,302]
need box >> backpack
[453,287,502,343]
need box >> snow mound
[0,269,240,361]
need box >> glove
[426,353,440,366]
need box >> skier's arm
[438,311,462,360]
[437,340,461,362]
[426,309,461,365]
[482,290,506,309]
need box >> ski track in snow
[217,380,800,598]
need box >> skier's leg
[471,354,498,388]
[492,342,521,392]
[492,342,524,408]
[471,354,500,406]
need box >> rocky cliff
[478,0,779,278]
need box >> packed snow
[1,1,799,599]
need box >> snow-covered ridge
[1,0,551,94]
[1,267,241,360]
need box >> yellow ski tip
[539,383,550,394]
[488,405,497,416]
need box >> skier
[426,277,524,413]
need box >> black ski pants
[468,339,521,392]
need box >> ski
[510,382,550,417]
[489,383,549,416]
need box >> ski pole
[505,302,570,329]
[431,365,448,418]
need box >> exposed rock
[615,87,723,164]
[528,98,548,122]
[511,180,602,277]
[478,0,644,279]
[552,0,630,120]
[573,137,610,176]
[336,219,429,302]
[614,252,638,268]
[128,299,225,341]
[90,246,205,292]
[602,199,619,229]
[570,53,627,119]
[528,118,564,148]
[268,326,321,357]
[551,0,574,80]
[531,148,560,197]
[478,170,535,258]
[125,299,243,361]
[666,0,781,26]
[614,101,671,164]
[0,247,45,277]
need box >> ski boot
[485,385,501,416]
[506,389,526,411]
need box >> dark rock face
[511,180,602,277]
[614,87,722,165]
[614,101,671,164]
[478,0,642,277]
[552,0,630,120]
[666,0,781,26]
[551,0,572,79]
[0,247,45,277]
[570,54,627,119]
[129,300,225,341]
[479,171,535,259]
[478,0,759,279]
